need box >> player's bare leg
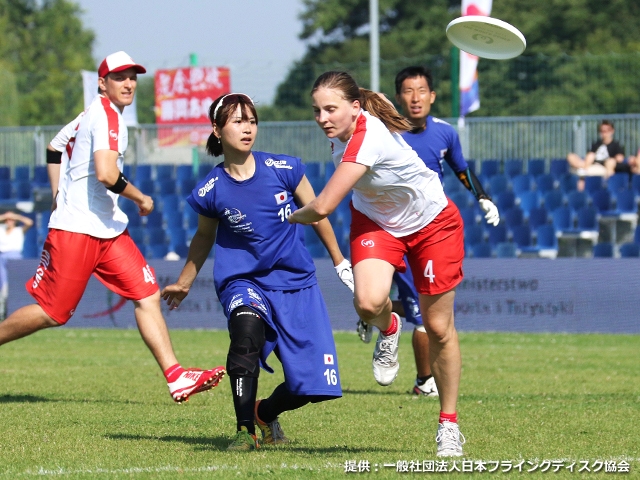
[132,291,179,370]
[419,289,460,412]
[413,327,431,377]
[0,304,58,345]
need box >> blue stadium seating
[305,162,322,181]
[487,223,507,246]
[489,174,510,196]
[33,165,48,186]
[517,190,540,217]
[511,225,532,249]
[583,176,604,194]
[480,159,500,177]
[464,224,484,250]
[613,189,637,214]
[558,174,578,194]
[607,173,629,193]
[511,174,532,195]
[127,213,142,228]
[549,159,568,176]
[14,165,30,181]
[135,164,152,182]
[536,224,558,250]
[168,227,187,251]
[495,191,515,211]
[527,159,546,177]
[528,206,549,229]
[138,179,156,195]
[176,165,194,181]
[324,162,336,181]
[552,206,573,232]
[504,159,523,178]
[632,175,640,196]
[147,243,168,259]
[503,206,524,228]
[619,242,640,257]
[22,227,39,258]
[543,190,564,212]
[0,180,11,200]
[179,178,197,195]
[459,207,477,227]
[145,210,164,228]
[198,163,215,178]
[158,179,177,195]
[0,166,9,181]
[147,227,167,245]
[450,191,472,209]
[575,206,598,231]
[466,159,476,173]
[471,242,492,258]
[535,174,555,194]
[155,164,174,181]
[593,242,614,258]
[566,190,588,212]
[590,189,612,214]
[496,242,517,258]
[15,181,32,200]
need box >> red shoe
[168,366,226,403]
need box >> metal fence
[3,114,640,171]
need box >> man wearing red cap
[0,51,225,403]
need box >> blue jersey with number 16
[187,151,317,296]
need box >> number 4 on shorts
[143,264,156,284]
[423,260,435,283]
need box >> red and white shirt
[48,95,129,238]
[330,110,447,237]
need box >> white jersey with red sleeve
[329,110,447,237]
[48,95,129,238]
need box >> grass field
[0,328,638,479]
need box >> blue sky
[75,0,308,105]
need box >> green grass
[0,329,638,479]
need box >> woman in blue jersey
[161,93,352,451]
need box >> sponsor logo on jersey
[109,129,118,141]
[361,239,375,248]
[324,354,334,365]
[223,207,246,224]
[32,249,51,289]
[274,191,288,205]
[265,158,293,169]
[198,176,218,197]
[229,298,244,311]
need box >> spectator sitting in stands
[0,211,33,320]
[567,120,628,190]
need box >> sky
[74,0,309,105]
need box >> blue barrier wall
[6,258,640,334]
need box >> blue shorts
[393,260,423,326]
[218,279,342,397]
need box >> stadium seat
[158,179,177,196]
[613,189,637,214]
[504,159,523,178]
[489,174,510,196]
[22,227,39,258]
[552,206,573,232]
[173,244,190,258]
[511,174,532,195]
[168,227,187,251]
[176,164,194,181]
[147,227,167,245]
[518,190,540,217]
[138,179,156,195]
[575,206,598,232]
[450,191,472,209]
[160,193,180,212]
[535,174,555,194]
[543,190,564,212]
[590,189,612,214]
[634,224,640,245]
[464,224,484,251]
[127,213,142,228]
[459,206,477,226]
[592,242,614,258]
[471,242,492,258]
[495,191,515,211]
[324,162,336,181]
[503,206,524,228]
[198,163,215,178]
[135,164,152,182]
[619,242,640,258]
[123,164,132,179]
[487,223,507,246]
[165,212,183,229]
[184,207,199,230]
[511,225,532,249]
[0,166,9,181]
[583,176,604,194]
[566,190,588,212]
[13,165,30,181]
[145,210,164,228]
[536,224,558,251]
[147,243,169,259]
[305,162,322,181]
[444,178,464,195]
[306,243,327,258]
[155,164,174,181]
[632,175,640,196]
[179,178,197,195]
[128,226,145,245]
[496,241,518,258]
[15,181,32,200]
[528,206,549,229]
[466,159,476,173]
[558,174,578,194]
[0,180,12,200]
[480,159,500,177]
[549,159,569,177]
[33,165,48,186]
[527,158,546,177]
[607,173,629,193]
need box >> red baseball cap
[98,51,146,78]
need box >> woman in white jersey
[288,71,465,458]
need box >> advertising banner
[155,67,230,147]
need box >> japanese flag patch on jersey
[324,353,334,365]
[274,191,288,205]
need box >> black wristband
[107,172,129,194]
[46,149,62,164]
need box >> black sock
[416,375,432,386]
[230,375,258,434]
[257,383,312,424]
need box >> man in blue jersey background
[358,66,499,397]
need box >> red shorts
[26,229,159,324]
[350,200,464,295]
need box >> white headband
[213,93,254,121]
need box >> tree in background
[0,0,95,126]
[269,0,640,120]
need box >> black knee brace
[226,306,265,378]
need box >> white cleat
[356,318,373,343]
[436,421,465,457]
[413,376,439,397]
[372,313,402,386]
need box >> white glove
[334,259,355,293]
[479,198,500,226]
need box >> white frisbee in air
[446,16,526,60]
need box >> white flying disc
[446,16,526,60]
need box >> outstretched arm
[288,161,366,224]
